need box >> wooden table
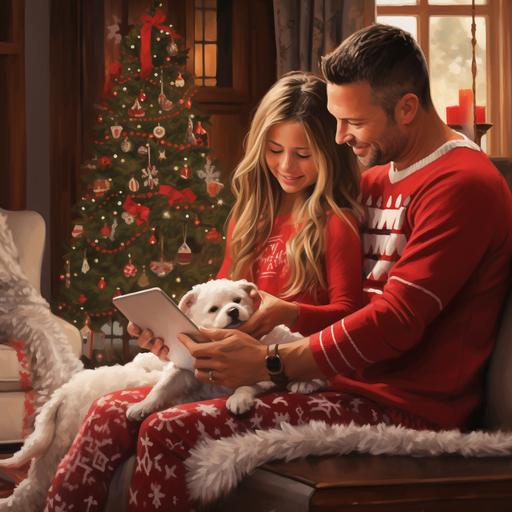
[212,453,512,511]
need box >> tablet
[112,287,207,371]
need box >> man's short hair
[321,24,432,118]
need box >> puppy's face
[179,279,257,329]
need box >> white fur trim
[330,324,356,370]
[186,420,512,505]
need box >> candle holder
[447,123,493,147]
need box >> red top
[310,142,512,429]
[217,211,363,335]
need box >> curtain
[273,0,374,77]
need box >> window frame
[376,0,511,157]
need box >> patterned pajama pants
[43,387,429,512]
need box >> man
[179,24,512,431]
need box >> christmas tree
[55,5,231,363]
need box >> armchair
[0,208,82,443]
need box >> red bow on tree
[139,9,182,78]
[158,185,197,205]
[123,196,150,225]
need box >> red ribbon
[123,196,150,225]
[158,185,196,205]
[140,9,181,78]
[103,61,122,96]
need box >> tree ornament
[166,37,179,56]
[65,259,71,288]
[121,137,133,153]
[141,144,159,189]
[121,211,135,224]
[110,125,123,139]
[128,176,140,192]
[109,218,118,241]
[123,254,138,278]
[150,236,174,277]
[180,163,191,179]
[128,98,145,117]
[78,293,87,304]
[186,117,195,144]
[194,121,208,146]
[205,227,222,242]
[71,224,84,238]
[153,124,166,138]
[197,158,220,182]
[149,228,157,245]
[158,150,167,160]
[137,145,149,156]
[186,98,192,109]
[114,287,122,297]
[81,251,90,274]
[138,89,147,102]
[175,73,185,87]
[206,180,224,198]
[137,265,150,287]
[97,115,104,123]
[100,223,111,238]
[158,69,173,111]
[92,178,110,196]
[98,276,107,289]
[177,224,192,265]
[98,155,112,168]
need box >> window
[376,0,511,156]
[193,0,232,87]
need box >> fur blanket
[0,213,83,414]
[186,420,512,504]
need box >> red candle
[446,105,463,125]
[458,89,474,125]
[475,105,486,123]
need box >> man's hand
[239,290,299,339]
[177,328,268,388]
[128,322,170,361]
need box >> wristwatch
[265,344,289,389]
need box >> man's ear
[235,279,258,297]
[395,93,420,126]
[178,289,198,314]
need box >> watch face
[265,355,283,374]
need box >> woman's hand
[239,290,299,339]
[128,322,170,361]
[177,328,268,388]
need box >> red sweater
[310,141,512,430]
[217,211,362,335]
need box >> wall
[25,0,51,299]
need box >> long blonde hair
[228,72,361,298]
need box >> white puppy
[126,278,325,420]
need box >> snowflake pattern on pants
[44,387,427,512]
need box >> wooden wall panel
[0,0,26,210]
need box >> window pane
[204,44,217,77]
[429,0,486,5]
[430,16,487,122]
[376,16,417,40]
[376,0,417,5]
[194,43,204,83]
[204,10,217,40]
[195,9,203,40]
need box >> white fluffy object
[186,420,512,504]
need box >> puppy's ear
[178,289,198,314]
[235,279,258,297]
